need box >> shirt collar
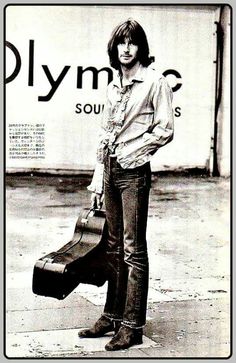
[113,64,146,88]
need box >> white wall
[5,5,221,173]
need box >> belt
[107,143,117,157]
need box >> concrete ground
[5,174,231,358]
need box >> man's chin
[120,59,138,69]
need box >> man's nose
[124,43,130,52]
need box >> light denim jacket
[88,65,174,194]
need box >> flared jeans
[103,154,151,328]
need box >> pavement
[5,173,231,359]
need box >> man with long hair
[79,18,174,351]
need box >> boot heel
[78,315,114,338]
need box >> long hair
[107,19,152,70]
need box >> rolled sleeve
[87,89,112,193]
[150,76,174,147]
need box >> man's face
[117,38,139,68]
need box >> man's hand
[91,192,104,210]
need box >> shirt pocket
[133,109,154,126]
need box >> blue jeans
[103,154,151,328]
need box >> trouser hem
[102,313,123,322]
[121,321,145,329]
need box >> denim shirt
[88,65,174,194]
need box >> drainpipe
[212,6,224,176]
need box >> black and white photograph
[4,2,231,359]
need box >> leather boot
[78,315,121,338]
[105,325,143,351]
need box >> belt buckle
[108,143,117,157]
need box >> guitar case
[32,208,108,300]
